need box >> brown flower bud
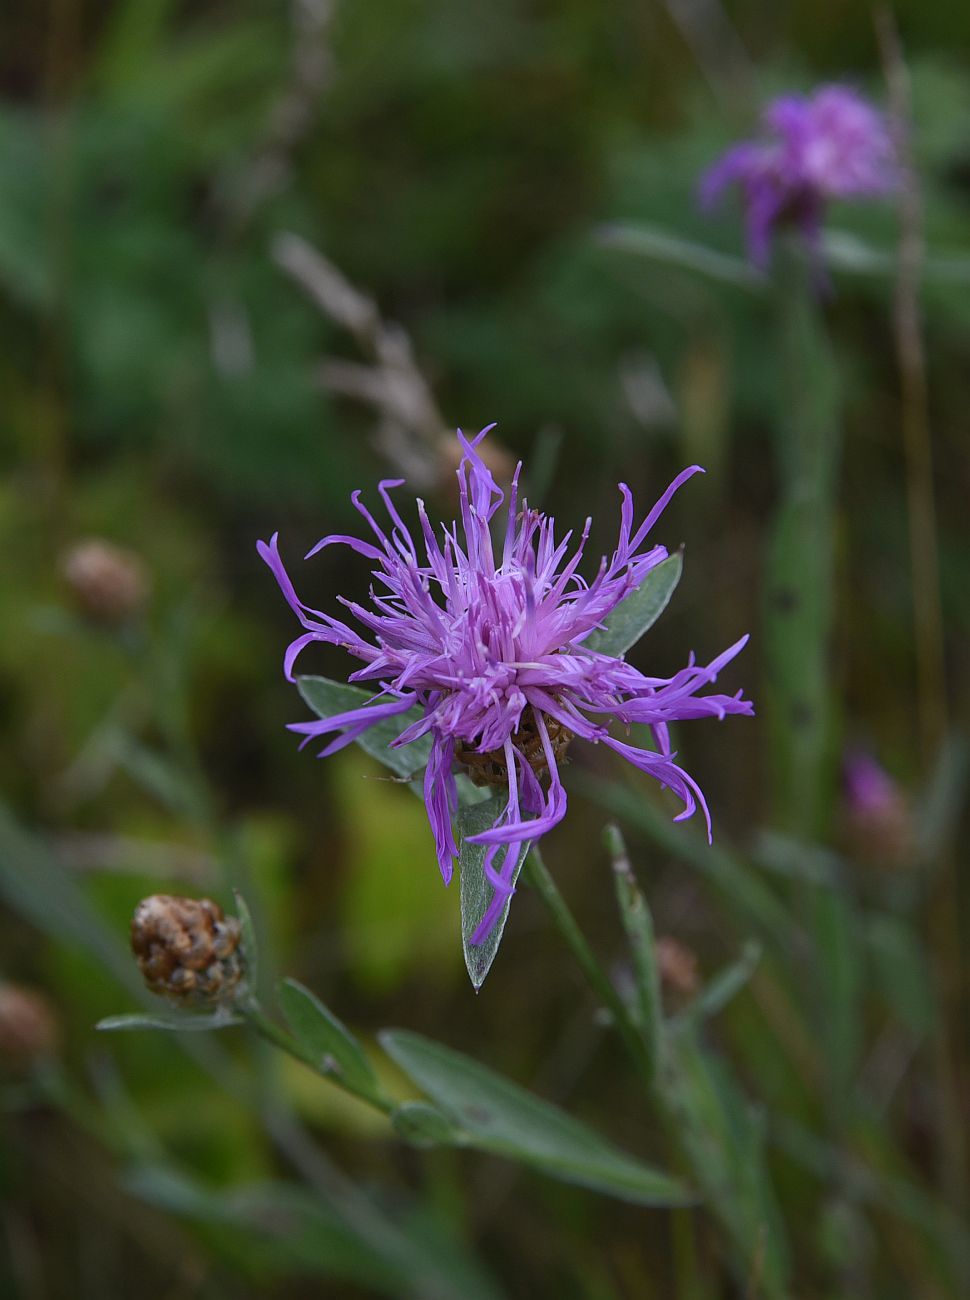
[842,751,914,868]
[131,895,243,1005]
[0,983,59,1069]
[656,936,700,999]
[436,433,516,497]
[61,538,150,625]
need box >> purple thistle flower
[259,427,752,943]
[700,84,899,267]
[842,750,901,822]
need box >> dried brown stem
[271,230,452,486]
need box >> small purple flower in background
[260,428,751,942]
[842,749,912,865]
[700,85,898,267]
[843,750,899,821]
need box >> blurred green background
[1,1,968,1296]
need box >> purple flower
[260,427,751,942]
[842,749,913,864]
[700,85,898,267]
[842,750,901,821]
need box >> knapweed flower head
[260,427,751,943]
[131,895,244,1005]
[700,84,898,267]
[842,749,913,865]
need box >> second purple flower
[700,84,898,267]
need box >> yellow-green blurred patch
[335,751,461,994]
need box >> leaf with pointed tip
[607,825,663,1080]
[296,676,430,779]
[380,1029,692,1206]
[598,223,763,292]
[277,977,381,1102]
[457,796,531,990]
[96,1011,242,1033]
[391,1101,462,1148]
[674,942,762,1029]
[584,552,683,658]
[233,889,259,991]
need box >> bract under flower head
[700,84,898,267]
[260,427,752,943]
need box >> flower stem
[605,824,663,1086]
[764,238,841,840]
[525,841,790,1296]
[522,846,655,1089]
[241,996,395,1116]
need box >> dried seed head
[131,895,243,1006]
[0,983,59,1069]
[61,538,150,625]
[656,936,700,999]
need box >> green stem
[604,824,663,1086]
[526,842,789,1297]
[522,847,654,1089]
[764,238,841,839]
[765,240,859,1135]
[241,997,394,1116]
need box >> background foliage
[1,1,969,1296]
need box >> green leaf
[390,1101,461,1148]
[96,1010,242,1032]
[866,916,935,1037]
[674,942,762,1028]
[606,825,662,1080]
[825,229,970,284]
[296,676,430,779]
[277,977,381,1101]
[457,796,531,991]
[576,773,794,940]
[583,552,683,657]
[233,888,259,991]
[666,1030,791,1291]
[379,1029,692,1206]
[0,806,143,995]
[915,735,969,867]
[113,736,205,819]
[126,1166,399,1289]
[597,223,764,292]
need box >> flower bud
[61,538,150,625]
[0,983,59,1070]
[656,936,700,999]
[131,895,243,1005]
[842,751,913,867]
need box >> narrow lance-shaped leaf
[380,1029,692,1207]
[584,552,683,658]
[296,676,430,779]
[457,796,531,991]
[390,1101,462,1148]
[667,1029,791,1293]
[96,1010,243,1033]
[597,222,764,292]
[673,941,762,1030]
[233,889,259,992]
[277,977,382,1102]
[606,825,663,1082]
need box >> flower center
[455,710,573,788]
